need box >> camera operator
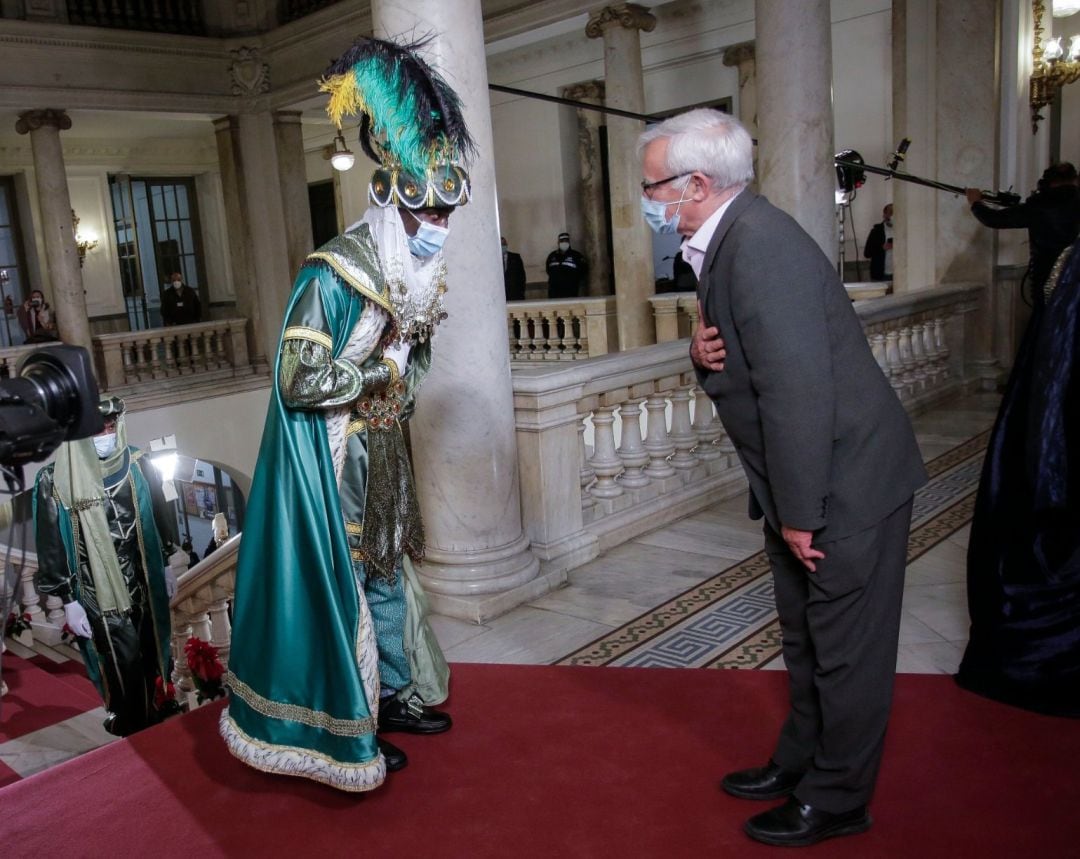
[966,162,1080,305]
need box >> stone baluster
[560,309,577,358]
[150,334,166,378]
[616,397,650,488]
[546,310,562,359]
[525,312,541,359]
[869,332,887,376]
[668,385,698,470]
[922,318,940,385]
[18,564,44,631]
[578,418,596,509]
[587,405,624,498]
[909,322,928,391]
[171,614,196,707]
[121,340,138,384]
[691,388,723,461]
[507,316,520,359]
[209,585,232,669]
[576,312,589,356]
[643,391,676,479]
[897,326,916,396]
[163,334,178,375]
[45,594,65,628]
[653,300,681,343]
[934,316,950,379]
[884,328,904,394]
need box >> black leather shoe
[378,694,452,734]
[721,760,804,800]
[377,737,408,772]
[744,797,871,847]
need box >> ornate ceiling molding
[229,46,270,97]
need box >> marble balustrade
[169,534,238,710]
[507,297,618,361]
[93,318,253,392]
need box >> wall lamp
[71,209,99,267]
[1031,0,1080,133]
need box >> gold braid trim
[308,251,394,314]
[226,671,376,736]
[283,326,334,351]
[346,419,367,437]
[1045,244,1075,302]
[380,357,400,385]
[345,522,363,535]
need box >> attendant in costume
[34,397,180,736]
[221,36,473,791]
[956,239,1080,717]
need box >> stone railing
[169,533,240,710]
[93,318,253,393]
[508,297,618,361]
[513,340,748,577]
[514,282,985,579]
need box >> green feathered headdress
[320,35,475,208]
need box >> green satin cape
[226,259,389,771]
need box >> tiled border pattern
[556,431,990,668]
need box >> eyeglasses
[641,173,690,197]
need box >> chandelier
[1031,0,1080,132]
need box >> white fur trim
[220,708,386,792]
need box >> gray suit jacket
[696,190,926,540]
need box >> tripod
[835,192,863,282]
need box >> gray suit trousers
[765,497,913,812]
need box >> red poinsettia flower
[184,637,225,683]
[153,676,177,709]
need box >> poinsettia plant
[5,611,31,638]
[184,636,226,705]
[154,675,177,710]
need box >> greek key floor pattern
[556,429,990,669]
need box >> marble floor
[0,392,1000,783]
[431,392,1001,674]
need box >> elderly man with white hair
[638,109,927,848]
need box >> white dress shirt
[681,189,743,280]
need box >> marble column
[934,0,1000,388]
[213,116,266,367]
[14,110,91,350]
[272,110,315,277]
[233,111,293,366]
[561,80,612,296]
[754,0,837,263]
[722,42,758,146]
[587,3,657,349]
[372,0,545,622]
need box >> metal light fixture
[1031,0,1080,132]
[329,132,355,171]
[1053,0,1080,17]
[71,209,99,267]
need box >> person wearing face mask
[33,396,181,737]
[502,236,526,301]
[17,289,59,344]
[641,109,926,848]
[545,232,589,299]
[159,272,202,327]
[221,36,472,791]
[863,204,894,282]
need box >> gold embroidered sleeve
[279,338,393,409]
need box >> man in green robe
[221,35,473,791]
[34,397,179,736]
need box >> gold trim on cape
[283,326,334,351]
[226,671,376,736]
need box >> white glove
[383,340,412,377]
[164,566,178,599]
[64,601,92,638]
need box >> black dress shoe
[744,797,871,847]
[378,694,452,734]
[721,760,804,800]
[377,737,408,772]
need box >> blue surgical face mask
[94,432,118,459]
[640,182,690,235]
[406,211,450,258]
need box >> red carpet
[1,664,1077,857]
[0,654,101,742]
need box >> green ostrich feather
[353,60,432,180]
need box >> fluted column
[561,80,612,296]
[587,3,657,349]
[213,116,265,367]
[15,110,90,350]
[272,110,315,276]
[754,0,836,263]
[372,0,544,622]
